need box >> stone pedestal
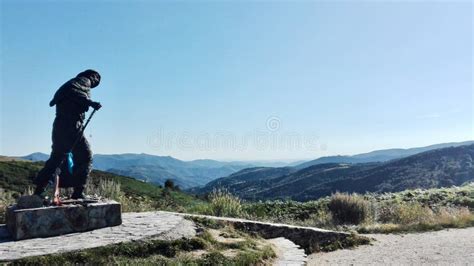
[6,200,122,240]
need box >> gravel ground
[308,227,474,266]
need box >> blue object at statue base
[67,152,74,174]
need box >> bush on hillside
[85,178,122,200]
[394,202,434,224]
[377,201,438,225]
[0,188,15,223]
[328,192,370,225]
[84,177,155,212]
[164,179,175,190]
[208,188,242,217]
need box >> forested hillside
[196,144,474,201]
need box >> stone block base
[6,200,122,240]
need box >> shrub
[164,179,175,190]
[328,192,370,225]
[85,177,155,212]
[358,207,474,234]
[120,196,156,213]
[378,202,434,224]
[208,188,243,217]
[453,197,474,208]
[395,202,434,224]
[85,178,122,200]
[0,188,15,223]
[308,207,334,228]
[436,206,474,227]
[22,186,34,196]
[377,202,398,223]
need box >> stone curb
[165,211,351,254]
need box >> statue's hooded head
[76,69,101,88]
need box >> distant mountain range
[19,153,255,189]
[17,153,297,189]
[15,140,473,191]
[193,143,474,201]
[295,141,474,169]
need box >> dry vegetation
[205,183,474,234]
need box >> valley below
[195,143,474,201]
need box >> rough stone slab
[6,200,122,240]
[268,237,307,266]
[0,212,196,262]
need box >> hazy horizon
[5,139,473,163]
[1,1,472,161]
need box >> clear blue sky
[1,1,472,161]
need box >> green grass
[312,232,371,252]
[9,237,206,265]
[187,216,226,230]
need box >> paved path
[0,210,349,264]
[308,227,474,265]
[268,237,307,266]
[0,212,196,261]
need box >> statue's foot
[70,184,86,200]
[33,186,46,198]
[32,188,52,206]
[71,193,86,200]
[71,189,86,199]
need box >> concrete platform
[6,200,122,240]
[0,212,196,262]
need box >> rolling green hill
[0,160,201,209]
